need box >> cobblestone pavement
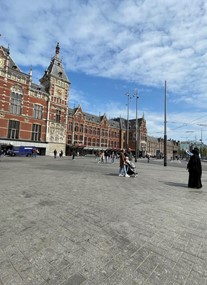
[0,156,207,285]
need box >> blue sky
[1,0,207,143]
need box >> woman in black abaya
[187,148,202,189]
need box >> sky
[1,0,207,143]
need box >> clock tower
[40,43,70,155]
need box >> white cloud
[1,0,207,141]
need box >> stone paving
[0,156,207,285]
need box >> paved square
[0,156,207,285]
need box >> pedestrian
[97,151,102,164]
[72,150,76,160]
[32,148,37,158]
[104,150,108,163]
[111,152,115,163]
[54,149,57,159]
[59,150,63,158]
[101,151,104,163]
[125,148,133,161]
[119,149,129,177]
[187,147,202,189]
[146,154,150,163]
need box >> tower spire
[56,42,60,55]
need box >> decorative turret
[40,42,70,91]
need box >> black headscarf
[192,148,199,156]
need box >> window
[33,104,43,119]
[69,122,73,131]
[56,109,61,123]
[79,135,83,144]
[68,135,72,144]
[74,134,78,143]
[8,120,20,139]
[10,91,22,114]
[74,123,78,132]
[31,124,41,141]
[80,124,83,132]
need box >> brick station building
[0,43,178,158]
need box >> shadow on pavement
[163,181,187,188]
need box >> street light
[164,80,167,166]
[125,91,131,150]
[134,89,139,162]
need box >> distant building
[0,43,179,157]
[147,137,179,159]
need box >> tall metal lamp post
[164,80,167,167]
[134,89,139,162]
[125,91,131,150]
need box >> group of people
[119,148,137,178]
[96,150,116,164]
[118,146,203,186]
[52,146,203,187]
[54,149,63,158]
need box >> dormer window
[12,65,17,69]
[58,71,62,77]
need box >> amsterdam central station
[0,43,179,158]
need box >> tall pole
[164,80,167,166]
[201,128,203,158]
[134,89,139,162]
[125,91,131,150]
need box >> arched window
[10,86,23,114]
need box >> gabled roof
[1,46,22,72]
[68,108,120,129]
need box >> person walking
[187,147,202,189]
[72,150,76,160]
[97,151,102,164]
[32,148,37,158]
[119,149,129,177]
[146,154,150,163]
[54,149,57,159]
[111,152,115,163]
[59,150,63,158]
[125,148,133,161]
